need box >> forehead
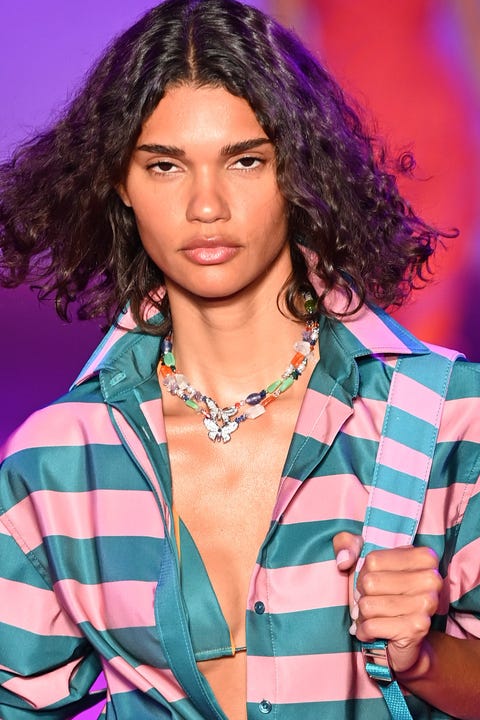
[138,84,267,146]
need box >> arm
[334,534,480,720]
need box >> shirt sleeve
[0,475,104,719]
[446,459,480,640]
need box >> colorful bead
[163,351,176,368]
[158,293,319,442]
[244,404,266,419]
[266,379,282,393]
[245,392,264,405]
[278,376,295,393]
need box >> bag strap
[356,348,461,719]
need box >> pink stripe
[279,474,367,525]
[342,397,386,441]
[418,484,472,535]
[446,534,480,604]
[446,611,480,640]
[139,399,167,444]
[294,387,352,445]
[361,525,412,548]
[247,652,385,703]
[424,343,461,361]
[112,409,171,533]
[272,476,302,522]
[28,489,165,539]
[438,397,480,443]
[2,402,121,459]
[315,283,412,353]
[0,578,82,637]
[104,656,186,702]
[54,579,157,630]
[389,373,444,425]
[2,657,84,708]
[248,560,349,614]
[379,436,431,479]
[369,486,423,521]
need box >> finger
[355,615,433,673]
[357,567,443,598]
[360,545,438,574]
[358,590,440,621]
[333,531,363,570]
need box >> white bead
[294,341,311,356]
[163,375,177,390]
[244,404,266,419]
[174,373,189,389]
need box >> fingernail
[350,602,359,621]
[353,588,361,603]
[349,620,357,635]
[336,549,352,567]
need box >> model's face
[119,84,290,302]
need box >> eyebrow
[136,138,272,157]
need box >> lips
[181,236,240,265]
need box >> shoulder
[0,378,118,487]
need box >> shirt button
[254,601,265,615]
[259,699,272,714]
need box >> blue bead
[245,392,262,405]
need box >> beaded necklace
[159,294,319,443]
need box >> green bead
[304,298,317,314]
[266,379,282,394]
[185,399,199,411]
[279,376,295,393]
[163,351,176,367]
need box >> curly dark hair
[0,0,455,334]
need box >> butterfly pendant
[203,417,239,443]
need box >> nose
[185,168,230,223]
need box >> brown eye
[231,156,263,170]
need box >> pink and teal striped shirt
[1,300,479,719]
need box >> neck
[164,287,310,407]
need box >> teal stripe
[265,518,362,569]
[365,506,418,534]
[0,624,88,674]
[382,407,436,453]
[94,625,169,669]
[430,440,479,489]
[397,352,453,391]
[1,446,154,502]
[247,606,355,656]
[309,434,377,484]
[44,535,167,583]
[0,533,49,589]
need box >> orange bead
[159,364,173,378]
[261,395,277,408]
[291,351,305,368]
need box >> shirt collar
[72,291,429,399]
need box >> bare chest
[165,405,297,640]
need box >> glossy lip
[181,236,241,265]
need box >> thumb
[333,531,363,571]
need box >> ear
[116,184,132,208]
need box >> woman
[0,1,479,718]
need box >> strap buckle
[362,641,394,683]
